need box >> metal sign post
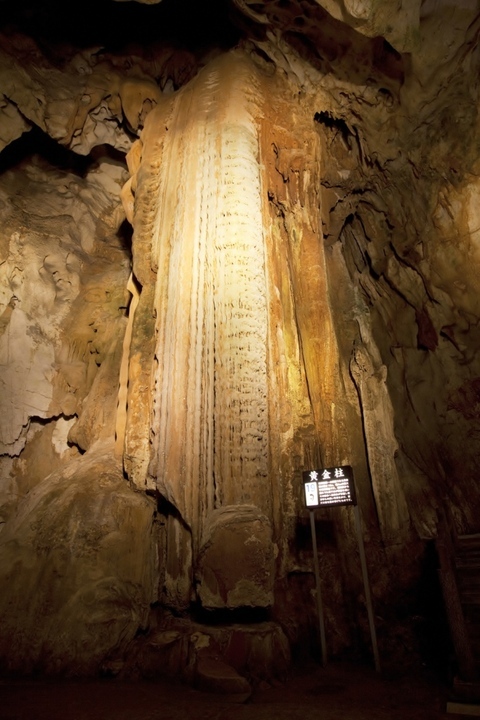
[303,465,380,673]
[353,503,381,673]
[309,509,327,666]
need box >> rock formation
[0,0,479,684]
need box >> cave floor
[0,660,463,720]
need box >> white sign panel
[305,481,319,507]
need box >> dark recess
[0,124,94,176]
[0,0,241,52]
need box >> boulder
[195,505,274,610]
[194,653,252,701]
[0,442,157,675]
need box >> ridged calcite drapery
[127,52,271,546]
[124,49,354,564]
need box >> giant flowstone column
[122,48,365,617]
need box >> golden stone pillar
[123,48,350,578]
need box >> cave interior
[1,0,480,698]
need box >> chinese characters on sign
[303,465,357,508]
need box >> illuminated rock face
[129,53,271,530]
[0,443,156,675]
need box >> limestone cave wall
[0,0,479,683]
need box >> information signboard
[301,463,379,672]
[303,465,357,508]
